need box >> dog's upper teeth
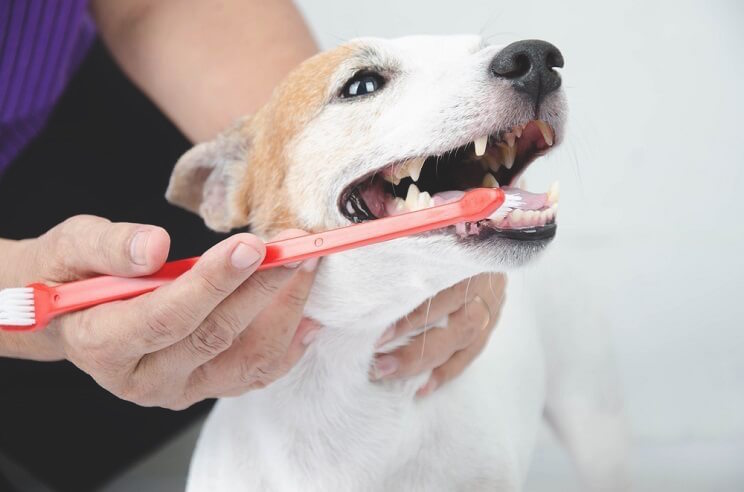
[474,135,488,157]
[498,143,516,169]
[547,180,560,204]
[346,200,355,214]
[405,183,421,210]
[535,120,554,146]
[406,157,426,182]
[482,173,499,188]
[512,124,524,138]
[383,173,401,185]
[504,132,516,147]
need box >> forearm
[91,0,318,142]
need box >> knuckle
[283,288,310,309]
[187,316,237,359]
[246,273,281,300]
[143,302,192,345]
[197,270,232,299]
[239,343,285,387]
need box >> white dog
[167,35,628,491]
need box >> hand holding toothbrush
[0,215,322,409]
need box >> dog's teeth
[513,125,523,138]
[505,133,516,147]
[405,183,420,210]
[498,143,516,169]
[418,191,433,210]
[383,173,401,185]
[407,157,426,182]
[474,135,488,157]
[484,153,502,172]
[345,200,355,214]
[510,209,524,226]
[481,173,499,188]
[535,120,554,146]
[393,197,406,212]
[547,180,560,204]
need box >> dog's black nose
[490,40,564,105]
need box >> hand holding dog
[373,273,506,397]
[0,215,321,410]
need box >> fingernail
[130,230,150,266]
[302,329,321,346]
[301,256,319,272]
[375,325,396,348]
[373,355,399,380]
[230,242,262,270]
[416,377,438,398]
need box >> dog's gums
[340,119,559,239]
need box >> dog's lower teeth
[482,174,499,188]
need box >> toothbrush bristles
[0,287,35,326]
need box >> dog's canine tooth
[513,124,523,138]
[535,120,554,146]
[481,173,499,188]
[406,157,426,182]
[498,143,516,169]
[474,135,488,157]
[405,183,421,210]
[547,180,560,204]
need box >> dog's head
[167,35,566,321]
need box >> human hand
[3,215,321,409]
[372,273,506,397]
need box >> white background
[293,0,743,489]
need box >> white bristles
[0,287,35,326]
[486,192,524,222]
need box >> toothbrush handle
[33,188,504,328]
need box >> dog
[166,35,628,491]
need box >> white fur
[185,36,627,491]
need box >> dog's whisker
[419,296,433,362]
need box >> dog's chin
[459,229,555,268]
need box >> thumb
[38,215,171,281]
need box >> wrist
[0,329,64,361]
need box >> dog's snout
[490,40,564,105]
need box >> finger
[182,257,319,397]
[372,295,491,380]
[145,243,319,379]
[37,215,171,281]
[376,275,497,348]
[68,233,267,360]
[188,316,322,399]
[417,326,492,398]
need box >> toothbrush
[0,188,519,332]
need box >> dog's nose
[490,40,564,105]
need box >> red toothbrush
[0,188,516,332]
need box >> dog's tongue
[500,187,548,210]
[431,187,547,210]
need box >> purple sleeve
[0,0,95,176]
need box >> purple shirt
[0,0,95,176]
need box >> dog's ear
[166,118,253,232]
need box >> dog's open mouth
[339,120,560,240]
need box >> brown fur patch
[231,45,354,238]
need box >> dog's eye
[341,72,385,98]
